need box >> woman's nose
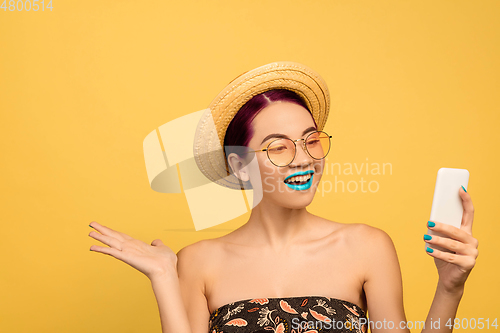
[290,141,313,167]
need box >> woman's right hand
[88,221,177,280]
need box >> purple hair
[224,89,317,157]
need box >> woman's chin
[283,198,314,209]
[265,189,317,209]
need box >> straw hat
[193,61,330,190]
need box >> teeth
[285,173,312,184]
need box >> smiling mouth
[284,173,313,185]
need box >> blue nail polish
[426,247,434,253]
[424,234,432,241]
[89,224,94,229]
[461,185,467,193]
[427,221,435,228]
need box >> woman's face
[244,101,325,209]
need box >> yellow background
[1,1,499,332]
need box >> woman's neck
[242,200,316,252]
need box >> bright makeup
[283,170,314,191]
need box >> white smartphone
[426,168,469,253]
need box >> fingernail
[461,185,467,193]
[427,221,435,228]
[426,247,434,253]
[89,224,94,229]
[424,234,432,241]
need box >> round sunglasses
[247,130,332,167]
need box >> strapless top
[208,296,368,333]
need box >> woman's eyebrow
[260,126,317,144]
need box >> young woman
[89,62,478,333]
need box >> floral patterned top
[208,296,368,333]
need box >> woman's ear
[227,153,250,182]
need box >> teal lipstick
[284,170,314,191]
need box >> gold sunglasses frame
[248,130,332,167]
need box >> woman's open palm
[88,222,177,280]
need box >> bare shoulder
[177,238,212,257]
[316,216,395,253]
[176,238,222,271]
[340,222,393,245]
[325,221,400,284]
[176,238,223,304]
[344,223,400,274]
[176,239,221,331]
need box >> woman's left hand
[424,186,479,294]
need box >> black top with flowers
[208,296,368,333]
